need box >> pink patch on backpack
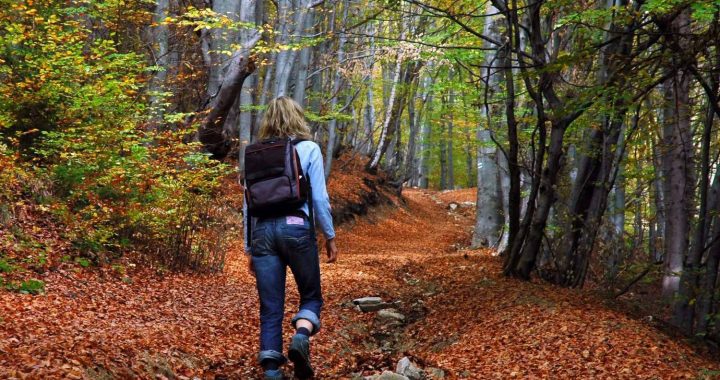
[286,216,304,225]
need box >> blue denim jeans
[251,215,323,365]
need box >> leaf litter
[1,188,718,379]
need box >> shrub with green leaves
[0,0,236,271]
[4,278,45,295]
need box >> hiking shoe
[288,334,314,379]
[263,368,284,380]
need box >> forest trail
[1,189,718,379]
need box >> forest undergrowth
[1,184,719,379]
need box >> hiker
[243,96,339,380]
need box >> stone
[426,368,445,379]
[377,308,406,322]
[396,357,424,380]
[353,297,383,305]
[365,371,410,380]
[358,302,396,312]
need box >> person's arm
[307,145,335,239]
[306,144,338,262]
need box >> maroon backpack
[243,138,311,218]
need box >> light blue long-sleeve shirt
[243,140,335,253]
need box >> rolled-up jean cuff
[258,350,286,365]
[291,309,321,335]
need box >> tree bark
[293,6,315,106]
[697,172,720,334]
[675,68,718,334]
[446,84,455,189]
[367,58,401,171]
[404,78,420,182]
[148,0,175,126]
[545,0,638,287]
[473,129,503,247]
[324,0,349,179]
[236,0,259,172]
[473,3,504,249]
[362,24,377,156]
[273,0,300,97]
[439,121,448,190]
[417,86,433,188]
[199,36,260,159]
[661,70,693,300]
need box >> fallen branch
[613,262,661,298]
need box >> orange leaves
[1,184,718,379]
[326,153,376,203]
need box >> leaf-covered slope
[1,188,717,379]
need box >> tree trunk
[607,130,627,282]
[324,0,349,179]
[362,24,377,156]
[404,69,430,183]
[255,52,276,131]
[236,0,259,172]
[545,0,637,287]
[446,90,455,189]
[661,70,693,300]
[273,0,307,97]
[496,148,511,252]
[697,172,720,334]
[439,121,448,190]
[512,119,566,279]
[367,57,402,171]
[473,128,503,248]
[367,2,411,172]
[651,134,666,263]
[237,72,256,170]
[464,128,475,188]
[417,90,433,188]
[198,36,259,159]
[675,70,717,334]
[148,0,174,126]
[293,6,315,106]
[206,0,241,97]
[473,4,504,248]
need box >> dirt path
[1,189,718,379]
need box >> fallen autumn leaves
[1,188,718,379]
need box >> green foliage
[690,0,720,22]
[0,257,15,273]
[111,264,126,275]
[5,278,46,295]
[698,369,720,379]
[75,257,92,268]
[0,0,235,271]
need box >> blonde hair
[258,96,313,140]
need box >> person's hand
[325,238,338,263]
[246,255,255,277]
